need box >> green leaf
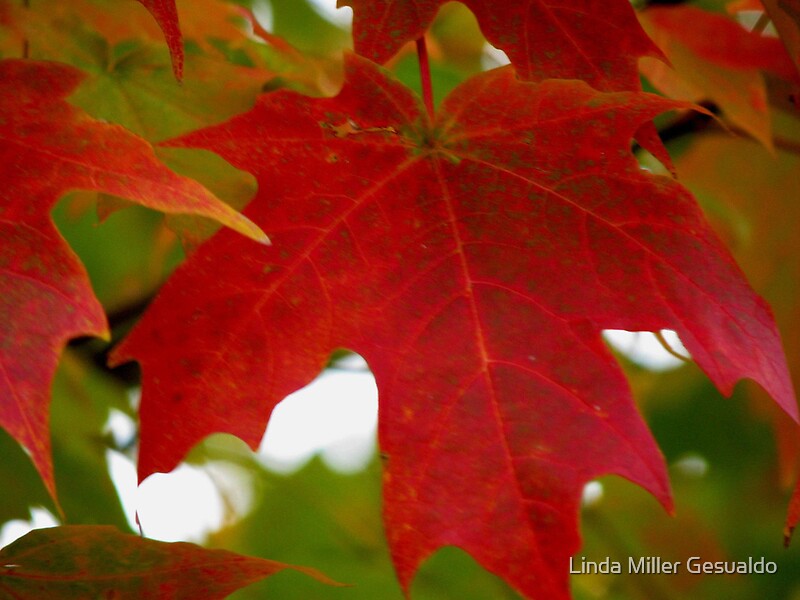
[0,525,338,599]
[210,457,520,600]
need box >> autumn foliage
[2,1,800,599]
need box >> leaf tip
[292,566,350,588]
[239,219,271,246]
[215,206,270,245]
[254,231,272,246]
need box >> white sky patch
[307,0,353,28]
[482,43,511,70]
[0,507,59,549]
[674,453,709,478]
[258,357,379,474]
[603,329,690,372]
[102,357,378,542]
[105,408,136,449]
[136,467,227,543]
[735,10,778,36]
[582,481,604,508]
[106,450,139,534]
[107,450,229,543]
[100,332,685,542]
[252,0,274,31]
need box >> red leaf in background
[113,55,796,598]
[340,0,661,91]
[340,0,675,175]
[640,5,799,150]
[0,525,338,598]
[0,59,265,503]
[136,0,183,80]
[730,0,800,77]
[644,6,796,80]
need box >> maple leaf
[113,55,796,598]
[2,0,337,248]
[0,525,337,598]
[341,0,660,91]
[341,0,674,175]
[2,0,258,77]
[0,0,297,155]
[640,5,799,150]
[4,0,277,142]
[0,58,266,503]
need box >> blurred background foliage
[1,0,800,597]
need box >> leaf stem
[416,36,434,119]
[654,331,691,364]
[752,12,771,35]
[22,0,30,58]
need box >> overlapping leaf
[1,0,282,141]
[730,0,800,76]
[766,0,800,76]
[0,351,135,528]
[2,0,339,247]
[341,0,660,91]
[0,525,336,598]
[673,127,800,546]
[136,0,183,79]
[24,0,188,80]
[342,0,674,172]
[113,55,796,598]
[640,5,799,150]
[0,58,265,502]
[210,458,520,599]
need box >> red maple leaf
[341,0,660,91]
[643,5,797,80]
[0,58,265,503]
[341,0,673,174]
[112,55,796,598]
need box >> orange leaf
[640,5,798,150]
